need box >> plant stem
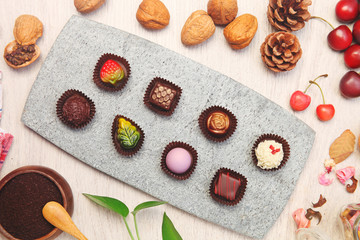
[304,74,328,93]
[122,216,135,240]
[310,16,335,30]
[133,214,141,240]
[309,81,326,104]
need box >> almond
[13,15,43,45]
[136,0,170,30]
[74,0,105,13]
[223,14,258,50]
[329,129,356,164]
[207,0,238,25]
[181,10,215,46]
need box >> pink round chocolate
[165,148,192,174]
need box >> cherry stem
[304,74,328,93]
[309,81,326,104]
[310,16,335,30]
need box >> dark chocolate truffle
[62,95,90,126]
[56,90,95,129]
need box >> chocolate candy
[165,147,192,174]
[117,117,140,149]
[161,142,197,180]
[112,115,144,157]
[198,106,237,142]
[144,78,182,116]
[210,168,247,206]
[93,53,131,92]
[56,89,95,129]
[149,82,177,110]
[206,111,230,135]
[251,133,290,171]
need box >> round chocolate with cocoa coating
[56,89,95,129]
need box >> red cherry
[309,80,335,122]
[289,74,328,111]
[316,104,335,121]
[335,0,359,23]
[339,71,360,98]
[310,16,352,51]
[328,25,353,51]
[290,91,311,111]
[344,44,360,68]
[352,20,360,44]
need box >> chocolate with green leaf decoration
[117,118,140,149]
[112,115,144,157]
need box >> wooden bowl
[0,165,74,240]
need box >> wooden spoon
[43,201,88,240]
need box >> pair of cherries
[290,74,335,121]
[324,0,360,68]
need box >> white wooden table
[0,0,359,239]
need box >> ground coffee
[0,172,63,240]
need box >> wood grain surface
[0,0,359,239]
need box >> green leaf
[117,118,140,149]
[162,212,182,240]
[131,201,167,216]
[83,193,129,217]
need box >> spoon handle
[43,201,88,240]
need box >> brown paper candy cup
[93,53,131,92]
[198,106,237,142]
[112,115,144,157]
[143,77,182,116]
[209,168,247,206]
[160,141,198,180]
[56,89,95,129]
[251,134,290,171]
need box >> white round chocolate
[255,140,284,169]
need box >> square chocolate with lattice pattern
[144,78,182,116]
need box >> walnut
[13,15,43,45]
[4,41,40,69]
[207,0,238,25]
[223,14,258,50]
[74,0,105,13]
[136,0,170,30]
[181,10,215,46]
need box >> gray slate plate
[22,16,315,239]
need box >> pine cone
[260,31,302,72]
[267,0,312,32]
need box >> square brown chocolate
[144,78,182,116]
[209,168,247,206]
